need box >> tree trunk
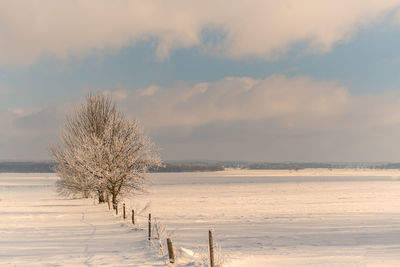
[98,190,106,203]
[83,190,90,198]
[112,189,118,207]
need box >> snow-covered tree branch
[50,93,161,205]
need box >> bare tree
[50,94,161,205]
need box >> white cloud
[112,75,400,161]
[9,108,25,116]
[0,105,65,160]
[0,0,399,65]
[137,85,159,96]
[3,74,400,161]
[116,75,350,129]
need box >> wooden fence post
[148,214,152,240]
[123,203,126,219]
[132,209,135,225]
[167,238,175,263]
[209,230,215,267]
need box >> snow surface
[2,169,400,266]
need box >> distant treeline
[150,163,224,172]
[2,161,400,173]
[245,162,400,170]
[0,161,54,173]
[0,161,224,173]
[247,162,355,170]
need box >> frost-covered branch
[50,93,161,204]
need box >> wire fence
[105,201,221,267]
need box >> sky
[2,0,400,162]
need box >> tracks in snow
[81,211,97,267]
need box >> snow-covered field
[0,173,166,267]
[2,169,400,266]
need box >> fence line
[105,202,219,266]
